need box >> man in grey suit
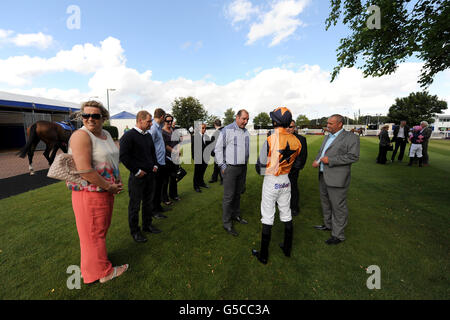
[420,121,433,166]
[312,114,360,245]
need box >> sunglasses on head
[82,113,102,120]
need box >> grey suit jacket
[420,127,432,142]
[315,130,360,188]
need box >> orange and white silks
[263,128,302,176]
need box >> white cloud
[181,41,203,51]
[0,29,14,39]
[181,41,192,50]
[0,36,434,121]
[247,0,310,47]
[11,32,53,49]
[226,0,260,26]
[0,37,124,86]
[225,0,310,47]
[0,29,53,49]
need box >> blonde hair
[136,110,151,122]
[81,100,110,120]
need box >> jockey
[253,107,302,264]
[408,125,424,167]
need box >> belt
[228,164,246,167]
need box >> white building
[432,114,450,132]
[432,114,450,139]
[110,111,136,139]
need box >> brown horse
[18,118,78,175]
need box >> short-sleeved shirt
[67,126,120,192]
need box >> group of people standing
[68,102,185,284]
[120,109,182,243]
[213,109,358,265]
[377,120,433,167]
[67,100,360,283]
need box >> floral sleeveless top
[67,126,120,192]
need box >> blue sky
[0,0,448,119]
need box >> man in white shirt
[391,120,409,162]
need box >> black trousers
[153,165,166,212]
[288,169,299,212]
[128,173,155,235]
[193,163,208,188]
[376,145,389,164]
[210,162,223,182]
[162,161,179,201]
[391,138,407,161]
[422,140,429,164]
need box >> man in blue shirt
[312,114,360,245]
[215,110,250,236]
[150,108,170,219]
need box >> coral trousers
[72,190,114,283]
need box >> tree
[295,114,309,127]
[387,91,447,126]
[309,117,328,127]
[171,96,208,130]
[326,0,449,87]
[223,108,235,126]
[253,112,271,127]
[206,114,219,127]
[359,114,389,125]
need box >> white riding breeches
[261,174,292,226]
[409,143,423,158]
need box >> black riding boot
[279,220,293,257]
[407,157,414,166]
[252,224,272,264]
[418,157,423,167]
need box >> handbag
[47,153,91,185]
[388,144,394,151]
[175,166,187,182]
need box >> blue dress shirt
[149,121,166,166]
[320,128,343,172]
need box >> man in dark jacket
[191,123,210,192]
[209,119,224,184]
[377,125,391,164]
[120,110,161,243]
[391,120,409,162]
[287,120,308,216]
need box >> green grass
[0,136,449,299]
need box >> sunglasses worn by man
[82,113,102,120]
